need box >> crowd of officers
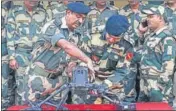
[1,0,176,110]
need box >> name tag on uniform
[167,46,172,55]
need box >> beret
[67,2,90,14]
[105,15,129,36]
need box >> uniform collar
[124,3,143,13]
[167,6,176,12]
[91,2,110,11]
[61,17,68,29]
[155,26,168,35]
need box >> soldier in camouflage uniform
[119,0,148,102]
[135,5,176,106]
[83,15,136,104]
[119,0,146,47]
[86,1,118,78]
[6,0,48,105]
[46,0,70,21]
[75,1,118,103]
[164,0,176,38]
[164,0,176,108]
[87,1,118,38]
[1,1,15,109]
[22,2,94,104]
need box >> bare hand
[9,59,19,70]
[87,59,95,82]
[66,62,77,78]
[138,23,148,34]
[91,55,100,62]
[80,59,95,82]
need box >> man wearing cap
[82,15,135,104]
[82,1,119,99]
[135,5,176,106]
[86,1,118,59]
[119,0,147,102]
[21,2,94,103]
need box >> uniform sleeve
[40,21,66,47]
[51,33,65,46]
[159,37,176,83]
[6,9,16,60]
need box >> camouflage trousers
[21,65,68,104]
[2,59,15,109]
[138,77,174,106]
[15,67,29,105]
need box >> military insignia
[126,52,133,61]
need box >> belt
[32,65,58,79]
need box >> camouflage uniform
[119,2,148,102]
[1,2,15,109]
[87,2,118,38]
[164,4,176,37]
[164,3,176,108]
[136,27,176,106]
[86,1,118,74]
[46,1,67,21]
[6,3,47,105]
[23,16,88,103]
[78,29,135,103]
[99,34,135,103]
[119,3,146,47]
[78,2,118,103]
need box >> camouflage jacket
[137,26,176,82]
[46,2,67,21]
[87,32,134,83]
[164,6,176,36]
[2,3,9,58]
[6,4,47,66]
[119,3,147,47]
[29,17,88,74]
[87,2,118,35]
